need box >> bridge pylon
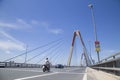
[67,30,91,66]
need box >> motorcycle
[42,64,50,72]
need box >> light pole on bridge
[25,44,28,64]
[88,4,100,63]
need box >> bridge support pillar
[67,30,91,66]
[67,46,74,66]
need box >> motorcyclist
[44,58,50,71]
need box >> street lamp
[88,4,100,63]
[24,44,28,64]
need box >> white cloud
[0,19,32,30]
[0,19,63,52]
[40,22,49,28]
[31,20,63,34]
[0,31,25,46]
[31,20,49,28]
[0,31,25,51]
[5,50,11,54]
[0,40,25,50]
[31,20,39,25]
[0,22,18,29]
[16,19,31,28]
[0,19,63,34]
[48,28,63,34]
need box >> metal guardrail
[92,67,120,76]
[92,57,120,67]
[0,62,41,68]
[91,52,120,66]
[91,52,120,76]
[100,52,120,63]
[93,67,120,71]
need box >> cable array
[3,39,62,62]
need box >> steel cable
[3,38,62,62]
[26,40,62,62]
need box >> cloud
[0,40,25,50]
[0,19,32,30]
[5,50,11,54]
[0,31,25,51]
[0,31,25,46]
[0,19,63,34]
[0,21,18,29]
[31,20,49,28]
[31,20,63,34]
[48,28,63,34]
[17,19,31,28]
[31,20,39,25]
[0,19,63,52]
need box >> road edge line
[83,67,87,80]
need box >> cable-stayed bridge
[0,30,120,80]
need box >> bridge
[0,30,120,80]
[0,0,120,79]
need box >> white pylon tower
[67,30,91,66]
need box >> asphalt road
[0,67,86,80]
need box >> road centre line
[14,72,58,80]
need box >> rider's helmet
[46,58,48,60]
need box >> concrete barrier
[87,67,120,80]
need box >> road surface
[0,67,86,80]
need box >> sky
[0,0,120,66]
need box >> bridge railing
[92,67,120,76]
[100,52,120,63]
[0,62,41,68]
[91,52,120,76]
[93,67,120,71]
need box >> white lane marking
[0,68,43,72]
[83,68,87,80]
[14,72,58,80]
[83,73,87,80]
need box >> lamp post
[25,44,28,64]
[88,4,100,63]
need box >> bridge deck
[0,67,86,80]
[0,67,119,80]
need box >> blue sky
[0,0,120,65]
